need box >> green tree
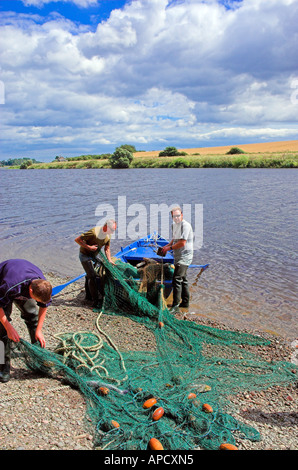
[118,144,137,153]
[226,147,245,155]
[109,148,134,168]
[159,146,187,157]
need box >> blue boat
[114,232,208,270]
[114,233,174,265]
[114,233,209,299]
[52,233,208,297]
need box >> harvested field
[134,140,298,157]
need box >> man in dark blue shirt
[0,259,52,383]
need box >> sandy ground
[134,140,298,157]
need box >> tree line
[0,157,41,167]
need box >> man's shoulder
[182,219,192,229]
[94,226,110,243]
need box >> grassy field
[7,140,298,169]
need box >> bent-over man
[0,259,52,383]
[75,219,117,308]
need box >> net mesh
[16,253,297,450]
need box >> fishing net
[16,252,297,451]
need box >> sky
[0,0,297,162]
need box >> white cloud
[1,0,298,160]
[22,0,98,7]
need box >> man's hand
[88,244,98,252]
[159,246,170,257]
[35,330,46,348]
[6,324,20,343]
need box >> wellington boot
[169,305,180,314]
[27,327,38,345]
[0,337,11,383]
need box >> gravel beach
[0,273,297,451]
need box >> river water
[0,168,297,341]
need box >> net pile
[17,253,297,450]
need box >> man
[75,219,117,308]
[160,206,193,314]
[0,259,52,383]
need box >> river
[0,168,297,341]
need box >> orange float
[149,438,164,450]
[143,398,157,409]
[202,403,213,413]
[152,407,164,421]
[188,393,197,399]
[219,443,238,450]
[111,420,120,428]
[98,386,109,396]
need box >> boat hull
[114,234,173,265]
[114,234,209,300]
[114,234,174,298]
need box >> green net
[16,253,297,450]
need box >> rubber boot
[27,327,38,345]
[0,336,11,383]
[180,280,190,308]
[84,277,92,300]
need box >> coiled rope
[54,311,127,385]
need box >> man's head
[171,206,183,224]
[103,219,117,235]
[29,279,52,304]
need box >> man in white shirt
[161,206,193,314]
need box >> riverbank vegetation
[2,143,297,169]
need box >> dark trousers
[0,299,39,343]
[79,253,104,303]
[172,264,190,306]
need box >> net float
[149,438,164,450]
[159,321,164,328]
[143,397,157,409]
[188,393,197,399]
[98,386,109,396]
[202,403,213,413]
[102,420,119,431]
[152,407,164,421]
[192,399,200,407]
[195,384,211,393]
[219,443,238,450]
[111,420,120,428]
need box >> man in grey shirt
[161,206,193,314]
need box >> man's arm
[0,307,20,342]
[104,244,115,265]
[34,306,47,348]
[75,235,98,252]
[161,239,186,256]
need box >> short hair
[170,205,182,216]
[105,219,117,230]
[31,279,52,303]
